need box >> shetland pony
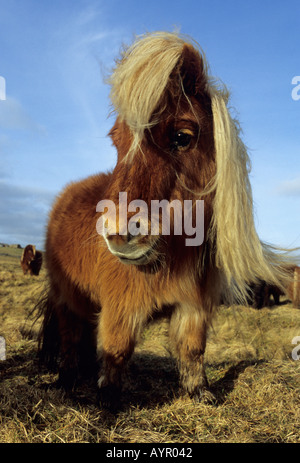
[249,280,285,309]
[21,244,43,276]
[38,32,294,408]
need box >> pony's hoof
[191,387,216,405]
[57,367,78,391]
[98,384,121,413]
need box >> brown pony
[38,32,294,408]
[21,244,43,276]
[249,280,285,309]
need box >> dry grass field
[0,246,300,444]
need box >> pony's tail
[36,294,60,372]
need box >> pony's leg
[56,306,86,389]
[97,306,145,410]
[169,303,215,402]
[39,300,80,388]
[39,295,97,390]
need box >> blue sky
[0,0,299,250]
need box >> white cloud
[0,180,55,249]
[277,177,300,196]
[0,96,45,132]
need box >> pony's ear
[109,118,133,162]
[179,43,207,96]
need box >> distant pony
[38,32,294,408]
[249,280,285,309]
[21,244,43,276]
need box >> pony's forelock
[109,32,209,161]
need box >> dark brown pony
[38,32,294,408]
[21,244,43,276]
[249,280,284,309]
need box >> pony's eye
[171,130,193,151]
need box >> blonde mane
[209,92,295,301]
[109,31,297,302]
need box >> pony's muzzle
[104,228,158,266]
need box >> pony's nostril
[127,220,141,242]
[127,231,134,243]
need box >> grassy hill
[0,246,299,443]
